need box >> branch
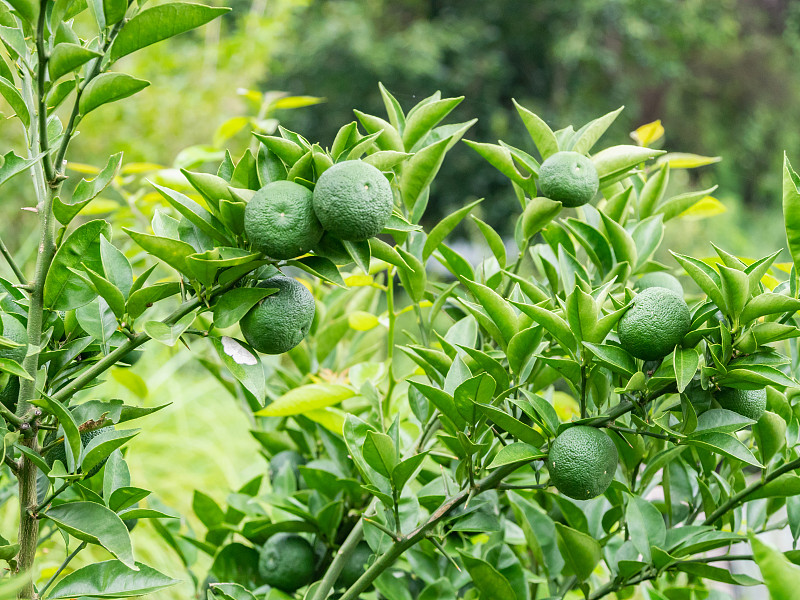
[34,0,54,184]
[0,237,27,286]
[703,455,800,525]
[339,462,522,600]
[38,541,86,598]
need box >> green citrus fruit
[312,160,393,241]
[245,181,324,259]
[538,151,599,208]
[547,426,618,500]
[336,541,372,589]
[258,533,315,592]
[716,387,767,421]
[634,272,683,297]
[44,426,114,477]
[269,450,306,482]
[0,314,27,411]
[618,287,691,361]
[239,277,315,355]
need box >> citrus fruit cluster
[239,160,393,355]
[244,159,393,260]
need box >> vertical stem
[384,268,396,427]
[579,361,588,419]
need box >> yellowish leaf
[255,383,355,417]
[631,120,664,147]
[348,311,379,331]
[270,95,326,110]
[345,275,373,287]
[304,407,346,434]
[657,153,721,169]
[678,196,726,220]
[68,162,101,174]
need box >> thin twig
[0,237,26,285]
[39,541,86,598]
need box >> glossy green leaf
[110,3,230,62]
[80,73,150,115]
[487,443,546,468]
[353,110,404,152]
[522,196,562,239]
[591,145,665,182]
[49,43,102,82]
[213,287,278,329]
[571,106,624,154]
[55,153,123,226]
[554,522,601,581]
[143,313,194,347]
[464,280,518,345]
[719,265,749,318]
[673,346,699,393]
[741,293,800,323]
[625,495,666,563]
[0,78,29,127]
[211,336,265,403]
[423,198,483,260]
[583,342,636,377]
[750,532,800,600]
[513,99,558,159]
[44,219,111,310]
[637,162,669,218]
[48,560,178,598]
[784,154,800,277]
[124,229,195,275]
[363,431,397,478]
[754,411,786,464]
[457,551,516,600]
[45,502,134,567]
[151,183,230,245]
[126,282,181,319]
[81,429,139,475]
[475,402,545,447]
[403,96,462,150]
[685,431,762,467]
[695,409,755,434]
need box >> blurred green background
[0,0,798,595]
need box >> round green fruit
[618,287,691,361]
[336,541,372,589]
[547,426,618,500]
[239,277,315,355]
[258,533,315,592]
[716,387,767,421]
[538,151,599,208]
[634,272,684,297]
[312,160,393,241]
[245,181,324,259]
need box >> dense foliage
[0,1,799,600]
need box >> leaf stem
[39,541,87,598]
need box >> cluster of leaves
[147,89,800,600]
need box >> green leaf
[362,150,409,170]
[44,220,111,310]
[32,396,82,471]
[673,346,699,393]
[81,265,126,318]
[124,229,195,275]
[45,502,135,568]
[110,3,230,62]
[343,239,371,274]
[750,532,800,600]
[625,496,666,563]
[99,235,132,298]
[638,163,669,218]
[695,409,755,434]
[718,265,749,319]
[363,431,397,478]
[754,410,787,464]
[289,256,345,287]
[48,560,178,598]
[741,293,800,323]
[583,342,636,378]
[211,336,265,402]
[513,99,558,159]
[571,106,624,155]
[143,313,194,346]
[0,151,41,189]
[718,365,796,389]
[79,73,150,115]
[391,453,427,492]
[55,153,123,226]
[213,287,278,329]
[599,211,637,267]
[403,96,463,150]
[126,282,181,319]
[474,403,545,447]
[463,280,518,346]
[353,110,404,152]
[4,0,37,26]
[457,551,516,600]
[554,522,601,581]
[671,251,726,313]
[685,431,762,467]
[395,248,426,303]
[0,358,32,380]
[151,183,230,245]
[81,429,139,475]
[656,187,718,222]
[785,154,800,278]
[408,381,464,429]
[471,216,506,268]
[487,443,546,468]
[49,43,102,82]
[0,77,29,127]
[512,301,577,356]
[591,145,666,183]
[522,197,562,239]
[423,198,483,260]
[454,373,496,422]
[464,140,530,190]
[255,384,354,417]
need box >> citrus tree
[139,91,800,600]
[2,1,800,599]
